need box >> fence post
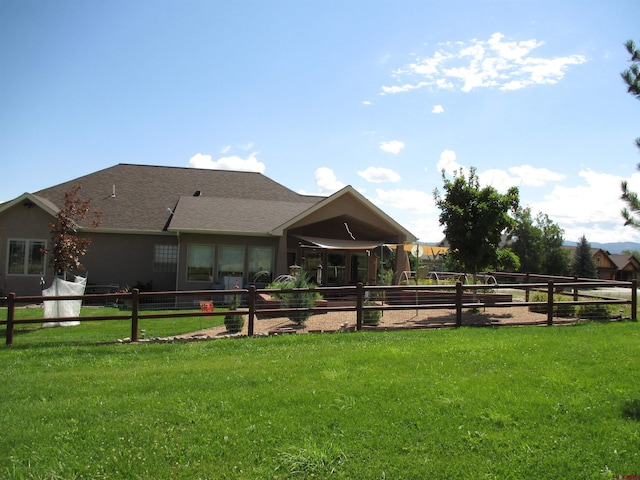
[547,281,554,326]
[248,285,256,336]
[455,281,462,327]
[6,293,15,345]
[525,273,530,302]
[131,289,139,342]
[573,276,578,302]
[632,279,637,322]
[356,282,363,331]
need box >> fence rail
[1,279,637,345]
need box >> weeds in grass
[278,441,347,476]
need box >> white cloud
[362,100,372,106]
[432,105,444,114]
[381,32,587,94]
[512,168,640,243]
[374,188,436,215]
[508,165,565,187]
[380,140,405,154]
[315,167,346,194]
[188,152,266,173]
[435,149,465,176]
[358,167,401,183]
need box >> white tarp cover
[298,235,388,250]
[42,276,86,327]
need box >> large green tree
[571,235,598,279]
[537,212,571,275]
[434,167,519,281]
[509,208,570,275]
[510,207,544,273]
[620,39,640,228]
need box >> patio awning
[297,235,389,250]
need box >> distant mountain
[563,241,640,254]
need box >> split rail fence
[1,278,637,345]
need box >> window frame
[153,244,178,273]
[7,238,47,276]
[186,244,215,283]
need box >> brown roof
[169,196,316,234]
[32,164,321,232]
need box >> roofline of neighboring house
[270,185,417,242]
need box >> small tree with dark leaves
[47,185,101,279]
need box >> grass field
[1,321,640,479]
[1,306,225,345]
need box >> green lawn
[1,306,225,345]
[1,322,639,479]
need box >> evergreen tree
[571,235,598,279]
[620,39,640,228]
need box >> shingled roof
[31,164,321,233]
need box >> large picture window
[218,245,245,279]
[7,239,46,275]
[249,246,274,283]
[187,244,214,282]
[153,245,178,272]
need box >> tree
[537,212,571,276]
[571,235,598,279]
[433,167,519,281]
[510,207,544,273]
[620,39,640,228]
[509,209,570,275]
[47,185,101,278]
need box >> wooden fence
[1,279,637,345]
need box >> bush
[528,292,576,317]
[363,299,382,326]
[577,303,615,321]
[224,294,244,333]
[279,272,318,325]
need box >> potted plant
[363,299,382,326]
[224,293,244,333]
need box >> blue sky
[1,0,639,244]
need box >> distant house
[0,164,416,296]
[565,247,640,281]
[591,249,640,281]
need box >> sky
[1,0,639,245]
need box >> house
[0,164,417,296]
[564,246,640,281]
[591,249,640,281]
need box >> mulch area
[161,304,578,342]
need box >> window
[187,244,214,282]
[7,239,46,275]
[249,246,274,283]
[154,245,178,272]
[218,245,245,279]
